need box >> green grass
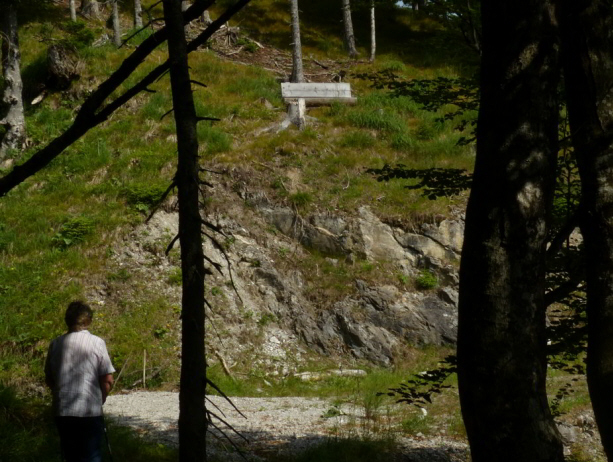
[1,0,477,402]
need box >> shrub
[415,270,438,290]
[289,192,312,208]
[124,183,168,212]
[52,216,94,250]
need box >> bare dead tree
[112,0,122,47]
[69,0,77,21]
[134,0,143,28]
[341,0,358,58]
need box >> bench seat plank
[281,82,353,99]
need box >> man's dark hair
[65,301,93,331]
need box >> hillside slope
[0,0,475,392]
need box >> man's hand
[99,374,114,404]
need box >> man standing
[45,301,115,462]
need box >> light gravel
[104,391,469,461]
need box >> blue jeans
[55,416,104,462]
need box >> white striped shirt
[45,330,115,417]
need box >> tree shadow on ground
[105,413,469,462]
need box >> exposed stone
[357,206,414,264]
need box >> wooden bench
[281,82,357,129]
[281,82,357,106]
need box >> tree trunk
[81,0,101,19]
[134,0,143,28]
[288,0,305,129]
[456,0,564,461]
[0,0,252,198]
[0,2,26,159]
[369,0,375,63]
[341,0,358,58]
[412,0,424,11]
[289,0,304,83]
[162,0,207,461]
[559,1,613,459]
[112,0,122,47]
[69,0,77,21]
[201,9,212,25]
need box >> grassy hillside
[1,2,603,462]
[0,0,477,390]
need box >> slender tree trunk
[369,0,375,63]
[0,2,26,158]
[288,0,305,129]
[341,0,358,58]
[457,0,564,461]
[112,0,122,47]
[289,0,303,83]
[201,9,212,25]
[162,1,207,461]
[69,0,77,21]
[134,0,143,28]
[559,1,613,459]
[81,0,101,19]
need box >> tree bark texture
[81,0,101,19]
[0,2,26,158]
[341,0,358,58]
[162,0,208,460]
[559,1,613,459]
[289,0,304,83]
[134,0,143,28]
[457,1,564,461]
[369,0,375,62]
[112,0,122,47]
[69,0,77,21]
[0,0,252,197]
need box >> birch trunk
[162,0,208,461]
[69,0,77,21]
[81,0,101,19]
[112,0,122,47]
[457,0,564,460]
[341,0,358,58]
[201,9,212,25]
[134,0,143,28]
[0,2,26,158]
[289,0,304,83]
[369,0,375,63]
[559,1,613,458]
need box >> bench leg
[288,98,306,130]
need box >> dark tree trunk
[457,0,564,461]
[112,0,122,47]
[162,0,207,461]
[289,0,303,83]
[134,0,143,28]
[559,1,613,459]
[341,0,358,58]
[0,2,26,158]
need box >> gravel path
[104,392,469,461]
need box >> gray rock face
[105,183,463,371]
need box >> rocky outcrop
[101,181,464,372]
